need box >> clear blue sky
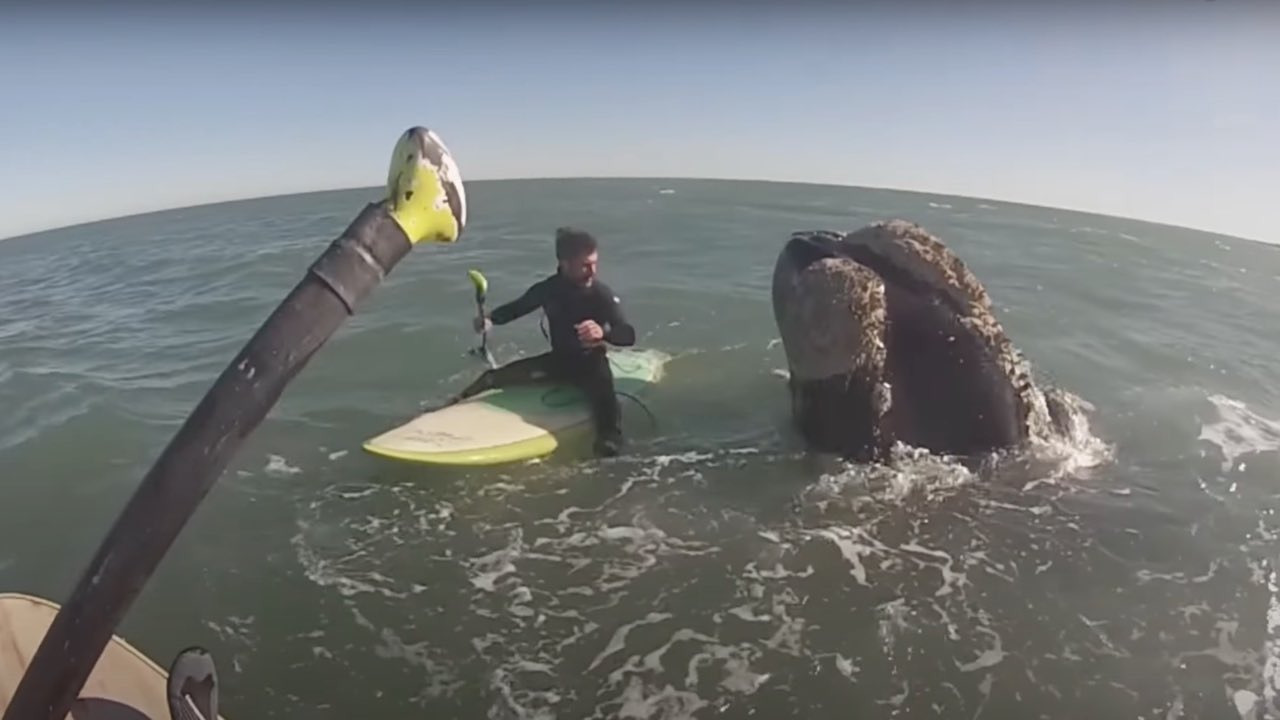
[2,2,1277,242]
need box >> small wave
[204,615,257,648]
[0,383,97,453]
[798,444,977,512]
[1264,558,1280,717]
[1198,394,1280,472]
[1069,226,1111,236]
[264,454,303,476]
[347,605,463,703]
[291,525,413,600]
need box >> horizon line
[0,174,1270,248]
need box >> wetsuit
[456,271,636,451]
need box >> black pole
[2,126,466,720]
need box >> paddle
[1,126,467,720]
[467,268,498,368]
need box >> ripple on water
[6,182,1280,718]
[279,409,1280,719]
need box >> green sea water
[2,178,1279,718]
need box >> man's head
[555,226,599,286]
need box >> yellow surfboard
[362,348,670,466]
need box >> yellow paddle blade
[385,127,467,245]
[467,269,488,296]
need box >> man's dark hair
[555,226,598,261]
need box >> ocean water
[2,178,1280,719]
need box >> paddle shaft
[472,286,496,368]
[1,201,412,720]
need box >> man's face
[560,250,598,286]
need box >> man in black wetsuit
[451,227,636,457]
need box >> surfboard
[0,592,225,719]
[362,348,670,466]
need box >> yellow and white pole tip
[386,126,467,245]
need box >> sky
[1,1,1277,243]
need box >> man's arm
[597,284,636,347]
[489,278,549,326]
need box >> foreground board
[0,592,224,719]
[362,348,671,466]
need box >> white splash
[466,531,526,592]
[1198,394,1280,472]
[900,541,969,596]
[264,453,302,476]
[613,676,707,719]
[290,524,409,600]
[1022,391,1114,490]
[589,612,674,671]
[810,525,892,586]
[335,486,378,501]
[956,626,1007,672]
[1264,557,1280,716]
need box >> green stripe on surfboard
[361,348,669,466]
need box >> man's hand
[474,315,492,334]
[576,320,604,346]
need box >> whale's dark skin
[771,219,1073,462]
